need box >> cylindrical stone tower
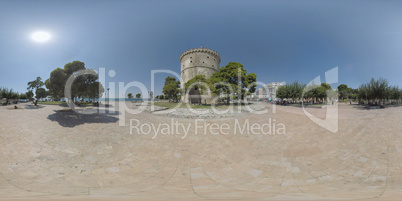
[180,48,221,103]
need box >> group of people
[273,99,336,106]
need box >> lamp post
[107,88,110,106]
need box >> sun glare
[31,31,51,42]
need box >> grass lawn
[307,104,327,107]
[152,102,249,109]
[302,103,328,107]
[37,101,66,105]
[283,103,329,107]
[37,101,94,106]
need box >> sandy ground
[0,102,401,201]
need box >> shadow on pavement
[352,104,402,110]
[24,105,45,109]
[47,109,120,127]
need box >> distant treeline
[0,87,33,105]
[276,77,401,104]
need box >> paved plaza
[0,102,401,200]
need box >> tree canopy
[184,75,211,95]
[27,76,45,105]
[36,88,48,100]
[45,61,104,101]
[128,93,133,100]
[276,81,337,103]
[0,87,18,104]
[162,76,180,102]
[276,81,306,100]
[337,84,351,100]
[357,77,399,104]
[209,62,257,102]
[26,90,34,99]
[27,77,44,97]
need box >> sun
[31,31,51,42]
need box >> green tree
[349,88,359,100]
[86,81,104,101]
[18,93,28,100]
[184,75,211,95]
[36,88,48,100]
[162,76,180,102]
[321,83,331,90]
[45,68,67,99]
[276,81,306,102]
[135,93,141,99]
[314,86,327,102]
[389,86,400,104]
[312,83,335,103]
[64,60,86,75]
[183,75,212,104]
[46,61,104,102]
[327,89,337,101]
[358,83,369,103]
[291,81,305,101]
[400,89,402,103]
[302,81,323,103]
[26,90,34,100]
[0,87,19,105]
[27,76,44,105]
[149,91,153,99]
[337,84,347,91]
[276,85,288,100]
[245,73,257,93]
[241,73,257,100]
[369,77,390,104]
[358,77,397,105]
[337,84,351,100]
[210,62,257,103]
[128,93,133,100]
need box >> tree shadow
[352,104,402,110]
[24,105,45,109]
[47,109,120,127]
[57,103,69,107]
[387,104,402,108]
[352,105,377,110]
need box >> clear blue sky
[1,0,401,96]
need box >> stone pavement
[0,102,401,200]
[150,102,266,118]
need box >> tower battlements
[180,48,221,62]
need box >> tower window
[190,61,192,63]
[203,61,204,63]
[212,65,214,67]
[207,56,209,58]
[190,57,192,59]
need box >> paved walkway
[0,102,401,200]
